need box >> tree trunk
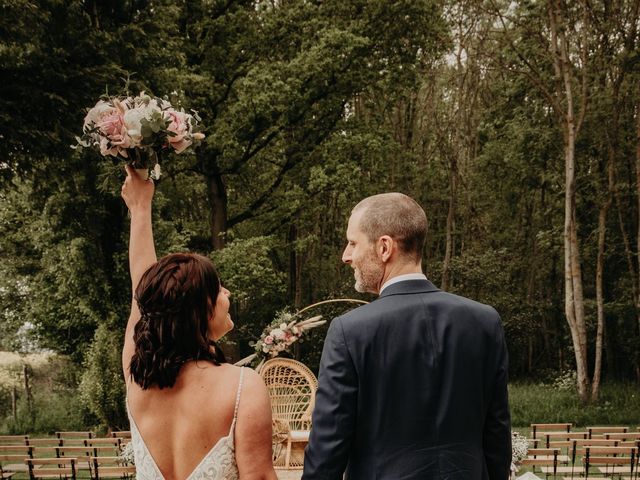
[550,0,589,402]
[207,174,228,251]
[593,138,616,400]
[441,156,456,291]
[11,386,17,421]
[636,95,640,335]
[23,364,32,414]
[592,205,607,400]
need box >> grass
[509,382,640,428]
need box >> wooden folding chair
[582,445,638,479]
[0,445,33,473]
[521,448,559,478]
[548,440,582,477]
[0,462,15,480]
[90,456,136,480]
[56,446,93,473]
[84,439,121,458]
[26,457,78,480]
[532,423,573,440]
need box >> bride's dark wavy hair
[129,253,226,389]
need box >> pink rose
[97,111,133,156]
[165,109,192,154]
[264,335,274,345]
[83,100,116,131]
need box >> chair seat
[289,431,310,442]
[541,465,582,473]
[597,465,635,474]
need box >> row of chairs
[531,423,640,440]
[523,445,638,479]
[0,432,134,480]
[19,457,135,480]
[0,432,131,444]
[524,423,640,479]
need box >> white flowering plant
[511,431,529,476]
[73,92,205,179]
[235,311,326,370]
[117,441,135,465]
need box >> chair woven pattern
[260,358,318,469]
[261,359,318,431]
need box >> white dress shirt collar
[379,273,428,294]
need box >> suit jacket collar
[378,278,440,298]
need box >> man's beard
[353,250,384,294]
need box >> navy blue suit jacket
[303,279,511,480]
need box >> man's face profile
[342,210,384,294]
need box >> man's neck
[375,263,423,294]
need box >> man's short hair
[353,193,427,262]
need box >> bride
[121,166,278,480]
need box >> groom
[303,193,511,480]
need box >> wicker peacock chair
[260,358,319,469]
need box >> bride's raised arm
[120,166,157,382]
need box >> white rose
[272,328,285,340]
[123,104,161,144]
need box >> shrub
[79,324,127,430]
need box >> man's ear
[378,236,394,263]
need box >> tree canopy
[2,0,640,425]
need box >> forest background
[1,0,640,432]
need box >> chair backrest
[259,358,318,431]
[0,436,28,446]
[607,432,640,441]
[582,445,638,478]
[0,445,33,459]
[26,457,78,480]
[531,423,572,439]
[588,426,628,438]
[56,432,93,440]
[26,439,62,447]
[521,448,559,476]
[90,456,136,479]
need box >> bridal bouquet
[73,92,205,179]
[235,311,326,370]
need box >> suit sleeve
[483,315,512,480]
[303,316,358,480]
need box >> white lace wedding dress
[127,367,244,480]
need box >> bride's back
[120,251,276,480]
[127,361,241,480]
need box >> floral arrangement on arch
[73,92,205,179]
[235,311,326,370]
